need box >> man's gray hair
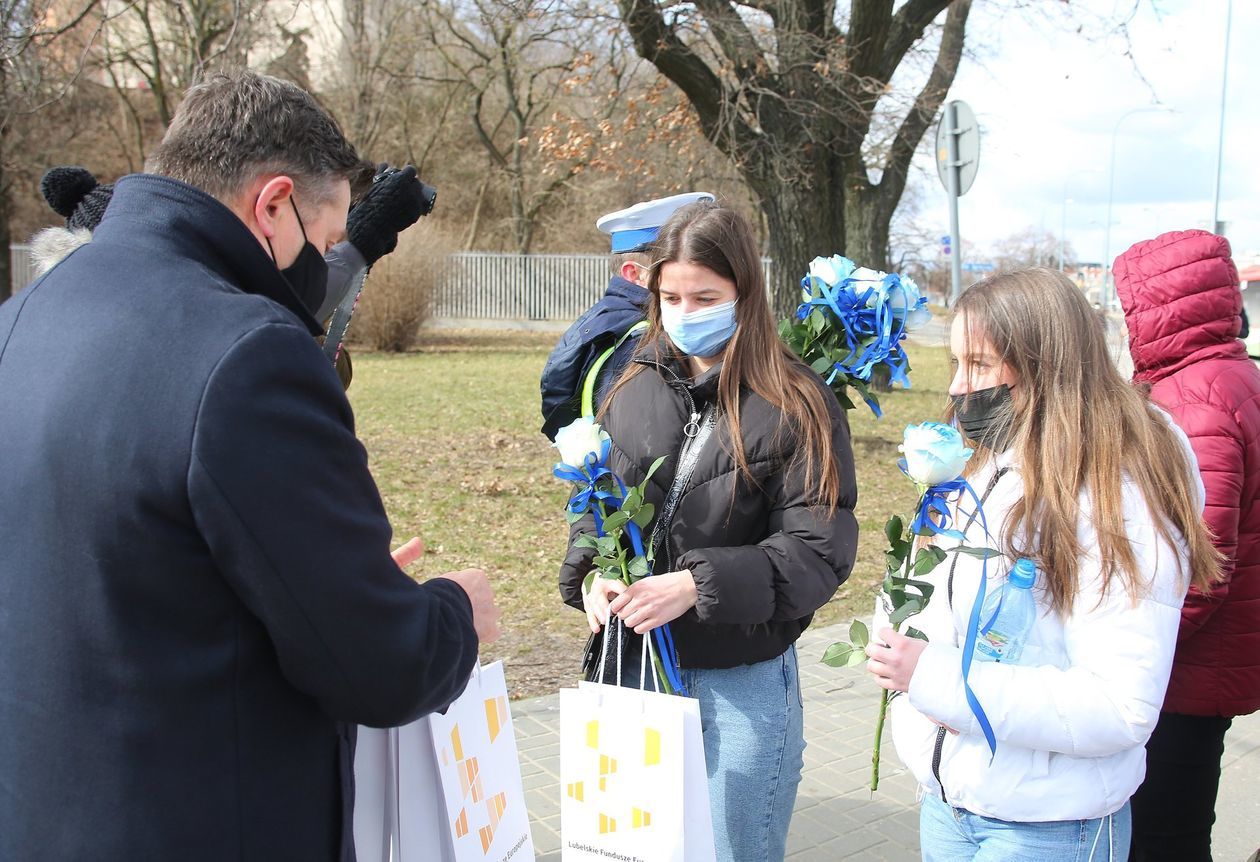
[146,70,362,206]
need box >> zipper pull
[684,411,701,438]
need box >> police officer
[539,192,713,439]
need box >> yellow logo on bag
[439,697,518,856]
[569,719,662,835]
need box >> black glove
[346,165,435,266]
[41,166,114,232]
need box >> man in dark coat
[0,71,496,861]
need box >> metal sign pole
[946,103,963,306]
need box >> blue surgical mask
[660,299,738,358]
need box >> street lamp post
[1211,0,1233,235]
[1103,106,1174,311]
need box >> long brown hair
[952,268,1220,614]
[604,201,844,509]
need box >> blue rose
[856,268,933,331]
[899,422,973,486]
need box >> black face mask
[951,384,1015,451]
[267,198,329,317]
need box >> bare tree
[2,0,106,300]
[991,225,1071,272]
[90,0,263,164]
[417,0,631,253]
[615,0,972,311]
[315,0,426,155]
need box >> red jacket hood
[1114,229,1247,384]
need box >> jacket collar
[605,275,650,311]
[93,174,324,336]
[637,338,724,401]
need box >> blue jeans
[680,648,806,862]
[920,793,1132,861]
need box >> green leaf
[573,534,599,550]
[810,355,834,375]
[848,619,870,649]
[595,536,618,557]
[887,575,935,604]
[905,626,929,642]
[643,455,668,485]
[565,510,583,526]
[953,546,1004,560]
[884,515,905,547]
[631,503,655,528]
[912,546,948,576]
[592,555,621,570]
[889,598,925,626]
[627,556,650,580]
[583,571,596,596]
[821,641,865,668]
[623,487,643,511]
[602,511,630,533]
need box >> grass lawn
[347,329,953,698]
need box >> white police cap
[596,191,715,253]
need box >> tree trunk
[753,172,844,319]
[843,183,894,273]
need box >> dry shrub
[349,226,454,352]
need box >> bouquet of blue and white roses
[780,255,932,417]
[823,422,999,791]
[552,418,685,694]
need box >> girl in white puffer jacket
[865,268,1220,862]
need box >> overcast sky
[906,0,1258,267]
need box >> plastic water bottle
[975,558,1038,663]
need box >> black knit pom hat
[40,166,114,232]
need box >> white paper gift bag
[560,681,715,862]
[354,661,536,862]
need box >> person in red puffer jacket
[1115,229,1260,862]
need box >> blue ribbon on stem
[553,440,626,535]
[910,472,1000,760]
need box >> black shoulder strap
[945,466,1012,610]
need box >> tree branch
[878,0,969,203]
[692,0,766,83]
[879,0,952,81]
[615,0,728,140]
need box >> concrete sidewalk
[510,622,1260,861]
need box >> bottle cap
[1010,558,1036,589]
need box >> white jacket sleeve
[906,482,1189,758]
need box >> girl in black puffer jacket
[559,201,859,861]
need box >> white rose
[899,421,973,486]
[553,417,610,469]
[851,266,888,293]
[807,254,855,287]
